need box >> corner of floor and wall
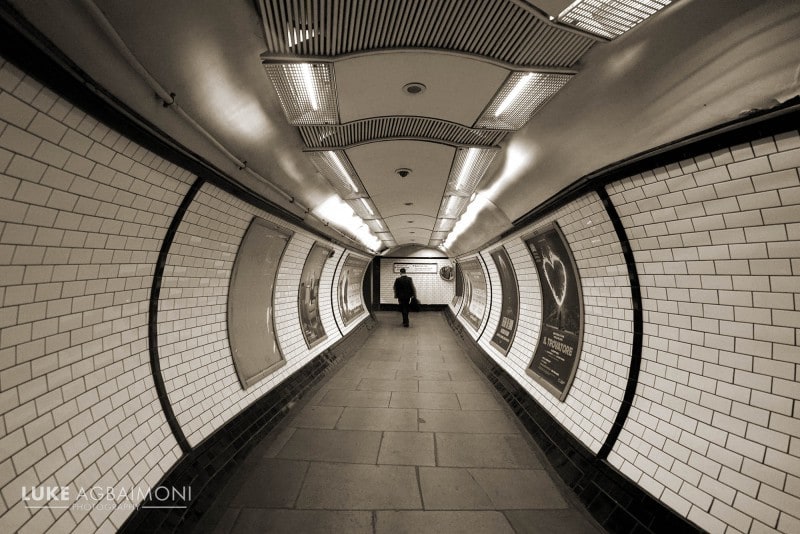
[2,12,800,534]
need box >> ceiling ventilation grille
[300,117,508,149]
[259,0,598,68]
[475,72,573,129]
[263,62,339,124]
[559,0,671,39]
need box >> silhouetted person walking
[393,268,416,327]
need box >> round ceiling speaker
[402,82,426,95]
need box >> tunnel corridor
[1,2,800,534]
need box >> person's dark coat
[393,275,415,300]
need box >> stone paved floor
[199,312,603,533]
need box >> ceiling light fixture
[308,150,366,201]
[330,152,358,193]
[447,147,498,197]
[475,72,572,130]
[559,0,671,39]
[494,73,534,118]
[301,63,319,111]
[262,61,339,124]
[455,148,478,191]
[359,197,374,216]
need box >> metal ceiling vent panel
[263,62,340,124]
[559,0,672,39]
[258,0,599,68]
[300,117,508,149]
[475,72,573,129]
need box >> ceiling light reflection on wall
[559,0,671,39]
[475,72,572,130]
[442,194,492,250]
[263,62,339,124]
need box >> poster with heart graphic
[524,222,584,401]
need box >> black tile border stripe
[148,178,205,454]
[596,186,642,460]
[443,308,701,534]
[119,316,376,533]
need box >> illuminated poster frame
[298,241,333,348]
[458,257,487,331]
[337,254,368,327]
[489,246,519,355]
[524,222,584,401]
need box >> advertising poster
[458,257,487,331]
[298,242,332,348]
[525,222,584,401]
[489,246,519,355]
[338,254,368,327]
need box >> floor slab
[296,463,422,509]
[275,428,382,463]
[469,468,569,509]
[376,511,515,534]
[419,467,494,510]
[435,433,543,468]
[389,391,461,410]
[230,509,372,534]
[418,409,520,434]
[316,388,392,408]
[336,406,419,431]
[378,431,435,466]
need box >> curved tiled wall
[2,47,800,534]
[0,56,372,533]
[450,130,800,533]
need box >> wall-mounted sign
[458,257,487,331]
[338,254,368,327]
[524,222,584,402]
[489,246,519,355]
[393,262,438,274]
[298,242,333,348]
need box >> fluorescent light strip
[454,148,478,191]
[359,197,373,216]
[329,151,358,193]
[494,73,535,118]
[300,63,319,111]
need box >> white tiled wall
[379,258,455,305]
[607,131,800,533]
[0,58,186,532]
[456,192,632,454]
[0,54,371,533]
